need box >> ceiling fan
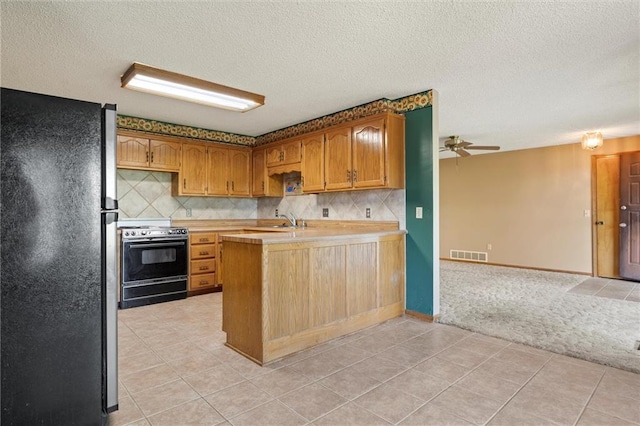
[439,136,500,157]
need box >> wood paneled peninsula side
[221,228,406,365]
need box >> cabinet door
[252,148,266,196]
[207,146,229,195]
[229,148,251,196]
[117,136,149,168]
[181,143,207,195]
[149,140,181,171]
[281,140,301,165]
[352,118,386,188]
[324,126,353,190]
[266,144,283,166]
[301,134,325,192]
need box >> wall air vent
[450,250,488,263]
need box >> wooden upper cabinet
[252,147,284,197]
[252,148,266,197]
[229,148,251,196]
[323,112,404,192]
[352,117,386,188]
[266,144,283,167]
[324,126,353,191]
[174,142,252,197]
[117,136,150,168]
[117,135,180,171]
[266,140,301,167]
[149,140,181,171]
[207,146,229,196]
[301,133,325,193]
[180,143,207,195]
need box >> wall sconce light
[121,62,265,112]
[581,131,603,150]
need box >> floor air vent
[450,250,488,262]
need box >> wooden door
[281,140,302,165]
[252,148,266,196]
[229,148,251,196]
[620,151,640,280]
[301,134,325,192]
[149,140,181,171]
[266,143,283,166]
[180,143,207,195]
[352,118,386,188]
[595,156,620,278]
[324,126,352,190]
[116,136,149,168]
[207,146,229,195]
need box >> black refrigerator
[1,88,119,424]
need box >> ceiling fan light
[581,131,603,150]
[121,62,265,112]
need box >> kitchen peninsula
[219,226,406,365]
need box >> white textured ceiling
[2,1,638,155]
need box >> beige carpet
[438,260,640,373]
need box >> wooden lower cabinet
[188,232,220,293]
[222,232,405,364]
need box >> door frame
[591,150,640,278]
[591,154,620,278]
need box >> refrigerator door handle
[102,211,119,225]
[103,196,118,210]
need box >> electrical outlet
[366,208,371,218]
[275,209,279,217]
[322,208,329,218]
[487,243,492,250]
[186,208,192,217]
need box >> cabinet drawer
[191,243,216,259]
[189,273,217,290]
[190,232,216,245]
[191,259,216,275]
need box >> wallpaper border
[117,90,432,146]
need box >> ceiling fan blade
[457,141,472,148]
[439,147,448,152]
[465,145,501,150]
[457,149,471,157]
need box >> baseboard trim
[405,309,440,323]
[440,258,591,276]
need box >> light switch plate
[416,207,423,219]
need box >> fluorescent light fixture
[121,62,264,112]
[581,131,603,150]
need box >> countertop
[220,227,406,245]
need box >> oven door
[122,238,188,283]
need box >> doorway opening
[592,151,640,281]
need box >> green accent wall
[405,107,435,315]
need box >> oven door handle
[128,242,186,249]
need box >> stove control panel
[122,227,188,240]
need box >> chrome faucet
[280,212,297,228]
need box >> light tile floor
[569,277,640,302]
[109,293,640,426]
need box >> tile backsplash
[117,169,257,219]
[117,169,405,228]
[257,188,406,229]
